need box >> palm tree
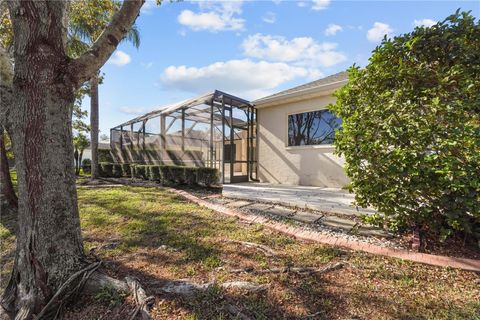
[68,0,140,179]
[0,0,140,212]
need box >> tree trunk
[1,2,86,318]
[79,149,84,175]
[90,74,99,179]
[0,0,144,318]
[0,132,17,213]
[74,147,79,175]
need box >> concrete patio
[222,182,376,217]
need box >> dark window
[224,144,236,163]
[287,109,341,146]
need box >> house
[82,139,111,161]
[253,72,349,188]
[109,72,349,188]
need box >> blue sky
[88,0,479,137]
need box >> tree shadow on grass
[74,186,347,318]
[72,256,346,320]
[3,186,478,319]
[79,188,223,263]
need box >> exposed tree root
[151,280,211,296]
[230,262,344,275]
[35,262,102,320]
[83,273,266,319]
[149,279,268,297]
[0,306,10,320]
[220,281,268,292]
[83,271,129,294]
[224,239,278,257]
[84,273,154,320]
[89,239,121,253]
[11,267,266,320]
[126,277,154,320]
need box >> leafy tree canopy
[68,0,140,57]
[1,0,140,54]
[330,10,480,241]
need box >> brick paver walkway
[223,182,376,216]
[171,188,480,272]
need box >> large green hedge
[101,163,219,187]
[330,11,480,240]
[98,149,114,163]
[98,162,122,178]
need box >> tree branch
[68,0,145,88]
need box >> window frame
[285,107,340,149]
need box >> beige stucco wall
[257,94,349,188]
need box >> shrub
[170,166,186,184]
[99,162,113,177]
[184,167,198,185]
[133,165,148,179]
[129,164,136,177]
[159,165,174,184]
[120,163,131,178]
[82,158,91,174]
[143,165,152,181]
[329,11,480,240]
[97,163,219,187]
[82,165,91,174]
[149,165,161,181]
[197,167,219,187]
[98,149,113,163]
[111,164,122,178]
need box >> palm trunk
[79,149,84,175]
[90,74,99,179]
[1,2,86,317]
[0,132,17,213]
[74,147,80,175]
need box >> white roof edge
[159,91,214,115]
[113,91,216,128]
[253,79,348,107]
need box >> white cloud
[177,2,245,32]
[272,0,282,4]
[263,11,276,24]
[312,0,331,11]
[242,33,346,68]
[107,50,131,66]
[414,18,436,27]
[367,22,393,43]
[297,0,330,10]
[325,24,342,36]
[140,1,156,14]
[159,59,322,100]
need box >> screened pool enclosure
[110,91,258,183]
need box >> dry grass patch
[1,186,479,319]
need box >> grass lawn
[1,186,479,319]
